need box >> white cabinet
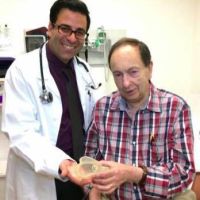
[78,39,111,67]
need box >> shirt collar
[110,82,161,113]
[46,44,74,70]
[146,82,162,113]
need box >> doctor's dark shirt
[46,45,84,157]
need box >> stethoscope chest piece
[39,89,53,104]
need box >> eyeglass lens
[55,24,87,39]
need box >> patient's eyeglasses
[53,24,88,40]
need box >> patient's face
[110,45,152,109]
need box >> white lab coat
[1,44,98,200]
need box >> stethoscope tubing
[39,43,46,92]
[39,43,101,103]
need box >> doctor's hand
[59,159,93,186]
[91,160,143,194]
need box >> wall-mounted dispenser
[78,28,126,82]
[78,26,111,67]
[0,24,12,50]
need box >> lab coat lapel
[73,57,89,108]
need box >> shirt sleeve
[85,121,100,159]
[144,104,195,199]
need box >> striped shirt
[85,83,195,199]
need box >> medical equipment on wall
[25,35,46,52]
[79,26,111,82]
[25,27,48,52]
[39,43,101,104]
[0,24,12,49]
[94,26,107,48]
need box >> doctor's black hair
[108,37,152,68]
[50,0,91,31]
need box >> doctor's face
[110,45,152,109]
[47,9,87,64]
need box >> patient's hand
[59,157,109,187]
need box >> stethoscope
[39,43,101,104]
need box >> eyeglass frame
[53,23,88,40]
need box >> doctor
[1,0,100,199]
